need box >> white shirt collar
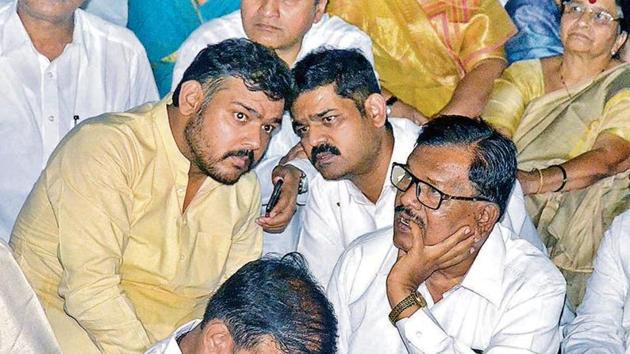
[458,224,508,306]
[1,1,88,61]
[345,121,417,205]
[145,319,201,354]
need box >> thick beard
[184,111,243,185]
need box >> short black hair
[414,116,517,218]
[172,38,294,109]
[617,0,629,33]
[291,48,379,115]
[201,253,337,354]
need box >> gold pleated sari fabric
[484,60,630,306]
[328,0,516,116]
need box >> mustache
[310,144,341,165]
[223,150,255,168]
[394,205,425,229]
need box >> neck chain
[559,59,608,99]
[559,61,574,99]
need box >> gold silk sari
[488,62,630,306]
[328,0,516,116]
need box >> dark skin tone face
[291,84,392,202]
[240,0,327,65]
[168,77,284,211]
[393,145,487,251]
[387,144,500,310]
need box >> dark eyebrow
[311,109,336,121]
[234,102,261,119]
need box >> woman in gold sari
[483,0,630,308]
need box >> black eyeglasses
[390,163,493,210]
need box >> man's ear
[313,0,328,23]
[475,203,500,234]
[178,80,204,116]
[200,320,235,354]
[363,93,387,128]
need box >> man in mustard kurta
[328,0,517,121]
[10,38,293,354]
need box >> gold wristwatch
[388,291,427,326]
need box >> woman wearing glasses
[482,0,630,308]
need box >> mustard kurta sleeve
[482,59,545,137]
[49,124,152,352]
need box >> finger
[269,194,297,218]
[436,235,476,268]
[425,225,472,260]
[407,219,425,254]
[442,225,473,249]
[256,215,290,231]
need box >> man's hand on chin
[386,222,474,317]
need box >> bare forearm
[439,58,507,118]
[519,136,630,194]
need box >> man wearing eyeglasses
[291,48,544,288]
[327,116,566,353]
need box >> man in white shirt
[290,48,544,287]
[562,209,630,352]
[172,0,374,255]
[145,253,337,354]
[327,116,566,353]
[0,0,158,242]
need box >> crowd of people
[0,0,628,353]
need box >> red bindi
[588,0,596,4]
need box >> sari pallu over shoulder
[513,63,630,306]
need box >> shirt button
[46,72,54,79]
[47,115,55,122]
[179,255,185,261]
[182,219,188,225]
[177,187,184,194]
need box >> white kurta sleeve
[397,277,565,353]
[326,249,357,354]
[130,45,159,105]
[562,213,630,353]
[297,184,344,288]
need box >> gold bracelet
[534,168,544,194]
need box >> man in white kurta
[172,3,373,255]
[328,224,565,353]
[291,50,543,288]
[562,209,630,352]
[0,0,158,242]
[327,116,566,353]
